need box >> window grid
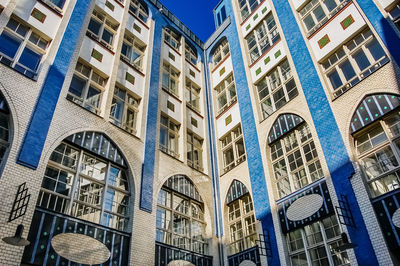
[185,43,197,65]
[322,28,388,99]
[389,4,400,31]
[87,9,119,50]
[110,85,140,134]
[159,115,180,158]
[212,39,230,68]
[129,0,148,23]
[215,75,237,116]
[187,132,203,171]
[0,109,10,165]
[227,194,258,255]
[164,28,181,50]
[256,59,298,119]
[354,111,400,197]
[287,215,350,266]
[237,0,263,22]
[246,14,280,64]
[0,17,49,79]
[162,63,180,97]
[67,61,106,114]
[121,33,146,72]
[299,0,349,36]
[270,124,324,199]
[185,79,201,112]
[37,142,130,231]
[221,125,246,174]
[156,184,207,254]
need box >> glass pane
[0,32,21,58]
[88,18,101,35]
[353,49,370,71]
[366,38,386,61]
[18,47,42,71]
[69,75,86,97]
[339,59,356,81]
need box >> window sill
[185,58,201,72]
[128,10,150,30]
[108,119,142,142]
[240,0,267,26]
[258,90,299,124]
[159,147,182,162]
[162,87,182,103]
[220,155,246,176]
[248,38,281,68]
[0,56,38,80]
[37,0,64,17]
[186,103,203,118]
[216,99,237,119]
[211,53,231,74]
[86,32,115,55]
[66,96,102,117]
[164,41,181,56]
[120,56,145,77]
[275,178,326,205]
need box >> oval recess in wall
[392,208,400,228]
[51,233,110,264]
[286,194,323,221]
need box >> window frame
[162,63,180,97]
[215,74,237,116]
[129,0,149,23]
[185,79,201,112]
[212,39,230,68]
[87,9,119,50]
[159,115,180,158]
[187,131,203,171]
[220,125,246,174]
[237,0,263,22]
[164,28,181,50]
[121,32,146,72]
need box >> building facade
[0,0,399,265]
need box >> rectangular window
[256,59,298,119]
[185,43,197,65]
[215,75,237,116]
[212,39,230,68]
[67,61,106,114]
[121,33,146,71]
[42,0,66,12]
[221,125,246,174]
[0,17,49,79]
[162,63,180,97]
[87,9,119,50]
[110,86,140,134]
[299,0,349,36]
[238,0,262,22]
[185,80,201,112]
[187,132,203,171]
[389,4,400,31]
[246,14,280,64]
[129,0,148,23]
[164,28,180,50]
[322,28,388,98]
[160,115,180,158]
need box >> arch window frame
[269,123,324,199]
[37,137,131,232]
[129,0,149,23]
[0,94,10,170]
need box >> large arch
[0,91,12,174]
[21,131,134,265]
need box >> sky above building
[160,0,221,42]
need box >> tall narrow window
[160,115,180,158]
[156,175,207,254]
[212,39,230,68]
[164,28,181,50]
[256,59,298,119]
[36,132,130,231]
[110,86,140,134]
[221,125,246,174]
[121,33,146,71]
[162,63,180,97]
[246,14,280,64]
[0,94,10,167]
[237,0,262,22]
[389,4,400,31]
[322,28,388,98]
[129,0,148,22]
[186,80,201,112]
[185,43,197,65]
[0,17,49,78]
[226,180,257,255]
[269,116,324,199]
[87,9,119,49]
[215,75,237,116]
[67,61,106,114]
[187,132,203,171]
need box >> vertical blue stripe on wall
[17,1,91,169]
[219,1,280,264]
[356,0,400,65]
[271,0,378,264]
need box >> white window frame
[87,9,119,50]
[159,115,180,158]
[185,79,201,112]
[110,85,140,134]
[221,125,246,174]
[187,131,203,171]
[237,0,263,22]
[162,63,180,97]
[129,0,148,23]
[212,39,230,68]
[121,32,146,71]
[215,74,237,116]
[164,28,181,50]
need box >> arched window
[226,180,257,254]
[0,93,10,167]
[129,0,149,23]
[156,175,207,254]
[212,38,230,68]
[351,94,400,197]
[37,131,131,231]
[268,114,324,199]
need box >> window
[0,94,10,167]
[246,14,280,64]
[256,59,298,119]
[110,86,140,134]
[354,111,400,197]
[221,125,246,174]
[187,132,203,171]
[227,193,257,254]
[121,33,146,71]
[87,9,119,50]
[322,29,388,98]
[129,0,148,22]
[156,175,207,254]
[185,43,197,65]
[185,80,201,112]
[287,215,350,266]
[162,63,180,96]
[67,61,106,114]
[160,115,180,158]
[164,28,181,50]
[212,39,230,68]
[237,0,262,22]
[389,4,400,31]
[0,17,49,79]
[37,133,130,231]
[299,0,349,36]
[42,0,66,12]
[270,123,324,198]
[215,75,237,116]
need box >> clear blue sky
[160,0,221,42]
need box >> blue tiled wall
[271,0,378,264]
[17,1,92,169]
